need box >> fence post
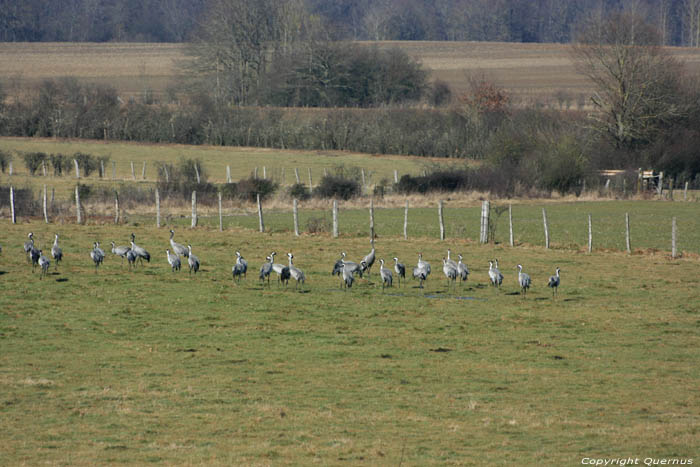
[588,214,592,254]
[114,191,120,224]
[257,193,264,233]
[509,204,514,247]
[294,168,300,184]
[333,200,339,238]
[636,168,642,194]
[130,161,135,180]
[74,159,80,179]
[438,200,445,241]
[281,168,286,183]
[100,160,104,178]
[8,161,13,176]
[394,169,399,184]
[293,199,299,237]
[226,165,231,183]
[480,201,490,244]
[142,161,146,180]
[361,168,366,189]
[42,160,47,177]
[668,177,674,200]
[404,200,408,240]
[308,168,313,193]
[112,161,116,180]
[263,166,267,179]
[684,181,689,201]
[195,164,201,183]
[43,185,49,223]
[672,217,677,258]
[155,188,161,228]
[9,186,16,224]
[254,167,258,180]
[625,212,631,254]
[542,208,549,249]
[191,191,197,228]
[657,171,664,196]
[75,185,82,224]
[369,197,375,240]
[218,191,223,232]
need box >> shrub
[49,153,68,176]
[288,183,310,200]
[73,152,98,177]
[22,152,48,175]
[306,216,331,234]
[315,175,361,200]
[0,150,11,173]
[96,155,111,177]
[236,177,278,202]
[0,185,36,213]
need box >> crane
[517,264,531,296]
[51,234,62,270]
[235,251,248,278]
[393,257,406,287]
[286,253,305,290]
[166,249,181,272]
[412,252,431,289]
[129,233,150,265]
[169,230,189,258]
[110,241,131,265]
[360,239,376,277]
[379,259,393,290]
[24,232,34,263]
[548,267,561,297]
[457,254,469,284]
[90,242,104,273]
[340,261,354,290]
[187,245,200,275]
[442,258,457,290]
[259,255,273,286]
[38,250,50,279]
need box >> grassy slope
[1,221,698,465]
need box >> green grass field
[1,218,698,464]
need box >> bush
[0,185,37,214]
[0,150,11,173]
[236,177,278,202]
[306,216,331,234]
[315,175,361,200]
[22,152,48,175]
[49,153,68,176]
[73,152,98,177]
[288,183,310,200]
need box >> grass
[1,218,699,464]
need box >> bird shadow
[56,278,69,282]
[0,271,6,276]
[505,291,521,296]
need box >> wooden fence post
[542,208,549,249]
[75,185,82,224]
[404,200,408,240]
[263,166,267,179]
[8,161,13,176]
[657,171,664,196]
[684,181,688,201]
[74,159,80,179]
[226,165,231,183]
[281,168,285,183]
[100,160,104,178]
[191,191,197,228]
[155,188,161,228]
[257,193,264,233]
[293,199,299,237]
[369,197,375,239]
[308,168,313,193]
[43,185,48,223]
[625,212,631,254]
[438,200,445,241]
[361,168,366,189]
[195,164,201,183]
[114,191,120,224]
[142,161,146,180]
[332,200,338,238]
[509,204,514,247]
[218,191,223,232]
[480,201,490,244]
[112,161,116,180]
[394,169,399,184]
[9,186,16,224]
[294,168,300,184]
[588,214,592,254]
[669,177,674,200]
[672,217,677,258]
[130,161,135,180]
[42,160,47,177]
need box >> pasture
[1,219,698,464]
[4,41,700,104]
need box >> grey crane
[547,267,561,297]
[269,252,289,286]
[494,259,504,285]
[340,261,354,290]
[235,251,248,278]
[51,234,63,270]
[446,248,458,270]
[517,264,531,296]
[337,252,363,278]
[187,245,200,275]
[259,255,273,285]
[412,252,431,289]
[166,249,181,272]
[90,242,104,273]
[30,242,41,272]
[332,253,344,276]
[169,230,189,258]
[24,232,34,263]
[129,233,150,265]
[38,250,50,279]
[379,259,393,290]
[442,258,458,290]
[110,241,131,265]
[488,260,503,288]
[393,257,406,287]
[286,253,305,290]
[360,239,376,277]
[126,249,137,269]
[457,254,469,284]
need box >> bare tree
[572,13,686,148]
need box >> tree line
[3,0,700,46]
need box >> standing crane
[166,249,181,272]
[286,253,305,290]
[129,233,150,265]
[90,242,104,273]
[336,252,363,278]
[393,257,406,287]
[235,251,248,278]
[259,255,273,285]
[38,250,50,279]
[340,261,354,290]
[361,239,376,278]
[51,234,63,271]
[446,249,458,269]
[412,252,431,289]
[29,242,41,272]
[24,232,35,263]
[488,260,503,288]
[169,230,189,258]
[232,252,247,283]
[442,258,458,290]
[269,252,289,286]
[379,259,393,291]
[126,249,137,269]
[547,267,561,297]
[110,241,131,265]
[457,254,469,284]
[187,245,200,275]
[517,264,531,296]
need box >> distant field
[4,41,700,104]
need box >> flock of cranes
[9,230,562,296]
